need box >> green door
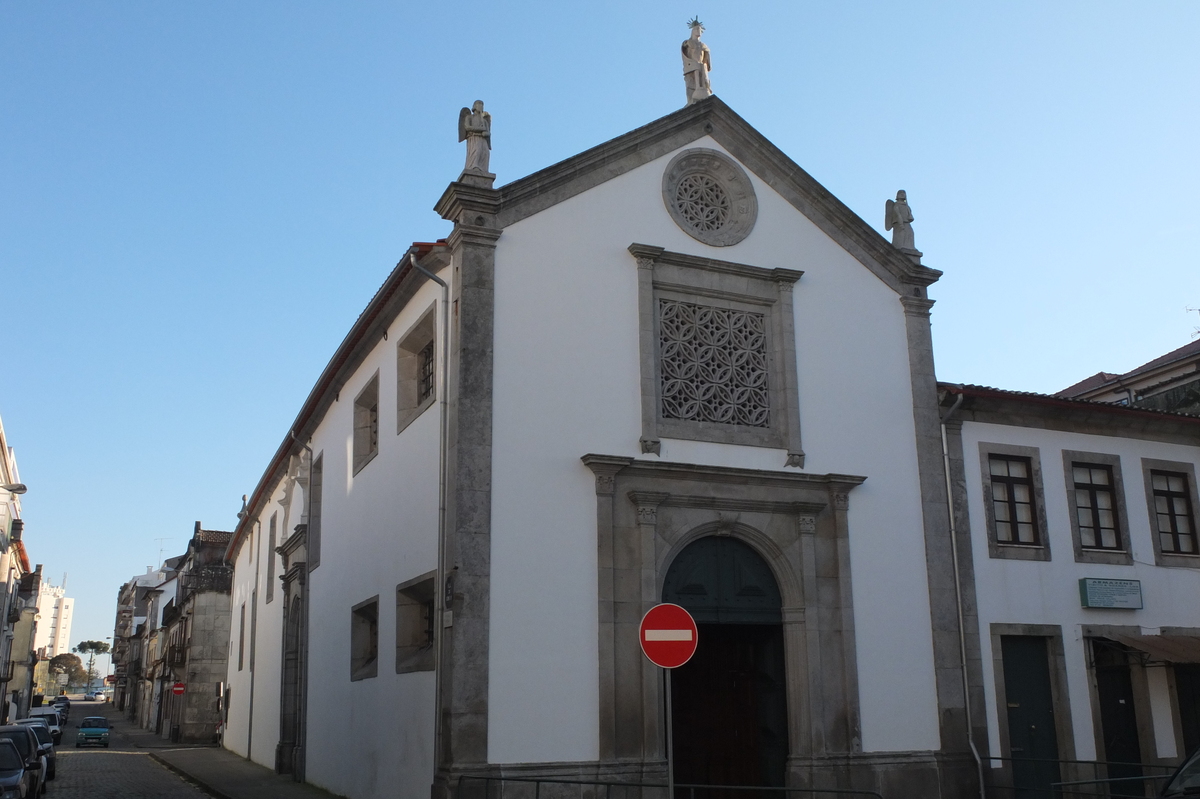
[1001,636,1061,797]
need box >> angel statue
[458,100,492,175]
[885,190,917,251]
[681,17,712,106]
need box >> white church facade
[220,95,1200,799]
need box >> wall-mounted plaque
[1079,578,1143,609]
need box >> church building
[218,84,1200,799]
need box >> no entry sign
[639,603,698,669]
[172,682,185,696]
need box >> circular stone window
[662,148,757,247]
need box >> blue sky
[2,1,1197,661]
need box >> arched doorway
[663,536,789,791]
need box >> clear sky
[2,1,1197,663]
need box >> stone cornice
[581,454,866,492]
[628,243,802,285]
[435,181,502,225]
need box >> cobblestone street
[54,748,210,798]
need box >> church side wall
[487,136,941,763]
[301,276,442,799]
[224,539,253,759]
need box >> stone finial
[458,100,493,184]
[682,18,713,106]
[885,190,923,264]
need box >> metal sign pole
[665,668,675,799]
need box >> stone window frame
[266,512,277,603]
[395,571,436,674]
[629,244,804,467]
[1061,450,1133,566]
[308,453,323,571]
[1140,458,1200,568]
[350,595,379,681]
[979,442,1051,561]
[352,372,380,475]
[396,305,437,436]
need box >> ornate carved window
[631,244,803,466]
[662,149,757,247]
[658,299,770,428]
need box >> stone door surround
[581,454,865,774]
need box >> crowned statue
[682,17,712,106]
[458,100,492,176]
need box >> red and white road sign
[639,603,698,669]
[172,682,185,696]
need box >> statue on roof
[682,18,712,106]
[458,100,492,176]
[885,190,917,252]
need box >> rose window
[674,174,732,233]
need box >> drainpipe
[940,385,986,799]
[401,246,451,780]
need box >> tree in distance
[73,641,111,691]
[48,653,86,690]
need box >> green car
[75,717,110,748]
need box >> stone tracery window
[674,174,731,234]
[658,299,769,427]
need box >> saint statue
[885,190,917,251]
[681,18,712,106]
[458,100,492,175]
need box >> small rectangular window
[397,307,437,435]
[308,454,323,571]
[1073,463,1121,550]
[350,596,379,681]
[1152,470,1197,554]
[989,455,1039,545]
[418,340,436,404]
[353,375,380,474]
[266,513,277,603]
[396,572,436,674]
[237,603,246,671]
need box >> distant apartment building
[33,581,73,659]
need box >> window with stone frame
[980,443,1051,561]
[352,374,380,475]
[1141,459,1200,567]
[1152,471,1197,554]
[308,453,323,571]
[989,455,1039,545]
[350,596,379,681]
[265,513,277,604]
[397,306,437,435]
[1062,451,1132,566]
[1072,464,1121,550]
[630,244,803,466]
[395,572,435,674]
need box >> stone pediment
[491,96,941,296]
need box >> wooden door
[1001,636,1061,798]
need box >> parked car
[75,717,110,748]
[26,708,61,744]
[0,739,33,799]
[0,725,45,796]
[18,723,54,781]
[1162,745,1200,796]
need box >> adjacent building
[112,523,232,743]
[0,413,40,723]
[33,579,74,660]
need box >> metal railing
[982,756,1175,798]
[458,775,884,799]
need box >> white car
[26,708,61,744]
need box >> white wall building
[34,581,73,659]
[221,97,1200,799]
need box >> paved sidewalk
[100,703,341,799]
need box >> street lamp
[0,484,25,495]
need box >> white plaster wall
[224,539,253,759]
[960,421,1200,762]
[302,278,442,799]
[488,137,940,762]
